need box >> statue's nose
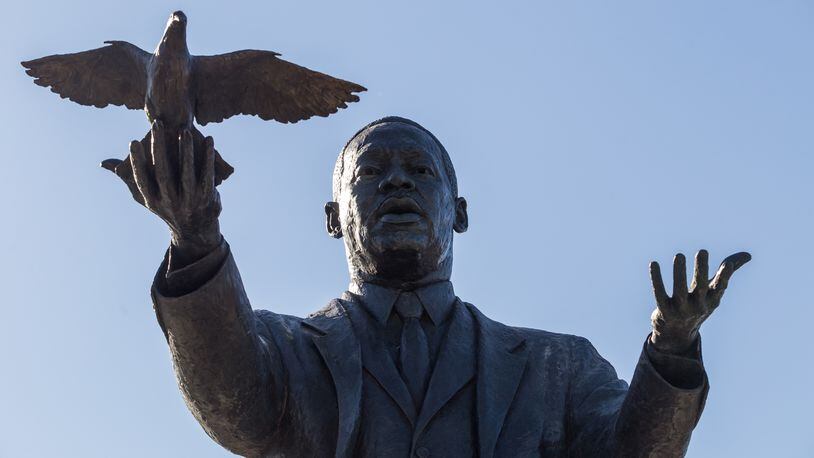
[379,169,415,192]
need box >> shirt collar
[348,281,456,326]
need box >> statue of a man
[114,116,748,457]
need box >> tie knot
[394,292,423,319]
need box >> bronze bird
[21,10,366,187]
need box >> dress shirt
[347,281,457,370]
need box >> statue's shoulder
[306,298,348,320]
[251,298,354,338]
[301,298,353,334]
[253,309,309,338]
[461,301,594,357]
[250,299,351,342]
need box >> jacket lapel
[413,300,476,439]
[343,296,417,423]
[303,299,363,458]
[469,303,529,458]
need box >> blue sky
[2,1,813,456]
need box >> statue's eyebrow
[353,138,440,166]
[354,146,387,162]
[401,147,444,170]
[401,148,434,159]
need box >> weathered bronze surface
[23,12,751,458]
[21,10,365,188]
[112,115,747,456]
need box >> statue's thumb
[100,158,122,173]
[722,252,752,272]
[99,157,146,206]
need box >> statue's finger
[649,261,670,307]
[130,140,156,206]
[723,252,752,272]
[149,120,165,164]
[691,249,709,294]
[200,136,215,198]
[672,253,688,302]
[150,121,175,201]
[708,252,751,306]
[101,158,143,206]
[708,261,732,304]
[100,158,122,173]
[179,129,195,202]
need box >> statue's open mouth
[377,197,424,224]
[380,212,422,224]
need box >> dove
[21,10,366,186]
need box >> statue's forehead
[348,123,441,159]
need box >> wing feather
[21,41,150,110]
[192,50,366,125]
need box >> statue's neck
[349,253,453,291]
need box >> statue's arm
[107,122,284,456]
[566,336,707,457]
[151,240,285,456]
[567,250,750,457]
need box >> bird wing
[21,41,151,110]
[192,50,366,125]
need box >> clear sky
[2,1,812,457]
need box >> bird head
[171,11,187,24]
[157,10,188,53]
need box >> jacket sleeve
[567,335,709,457]
[151,239,286,456]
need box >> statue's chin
[350,230,450,284]
[370,249,429,281]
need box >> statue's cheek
[348,193,378,223]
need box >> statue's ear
[453,197,468,233]
[325,202,343,238]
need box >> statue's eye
[414,166,434,176]
[358,166,381,177]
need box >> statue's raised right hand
[123,120,222,261]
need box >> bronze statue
[22,11,751,457]
[21,10,365,188]
[102,115,746,457]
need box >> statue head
[325,117,468,287]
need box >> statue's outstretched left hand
[648,250,751,354]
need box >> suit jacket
[152,241,709,457]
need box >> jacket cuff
[154,238,230,298]
[645,333,705,390]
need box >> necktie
[395,292,430,409]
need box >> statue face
[328,122,467,283]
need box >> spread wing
[21,41,150,110]
[192,50,366,125]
